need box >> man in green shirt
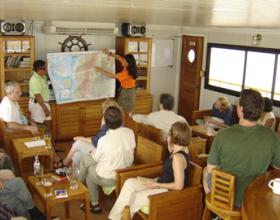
[29,60,50,126]
[203,89,280,206]
[29,60,64,153]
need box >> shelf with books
[0,35,34,98]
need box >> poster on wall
[47,51,115,104]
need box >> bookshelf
[115,37,152,94]
[0,35,35,98]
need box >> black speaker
[122,23,146,37]
[0,21,26,35]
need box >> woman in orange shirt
[95,49,137,114]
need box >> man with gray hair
[0,81,38,135]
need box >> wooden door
[178,35,204,124]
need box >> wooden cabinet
[135,94,152,114]
[53,100,104,141]
[115,37,152,94]
[52,94,152,141]
[0,35,35,98]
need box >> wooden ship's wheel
[59,36,91,52]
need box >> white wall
[30,21,280,116]
[31,21,182,112]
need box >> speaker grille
[1,21,26,35]
[122,23,146,37]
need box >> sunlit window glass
[244,51,275,97]
[208,48,245,92]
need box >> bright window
[205,43,280,106]
[244,51,275,97]
[208,48,245,92]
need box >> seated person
[0,81,61,167]
[203,89,280,207]
[108,121,191,220]
[0,153,44,219]
[257,97,275,130]
[0,149,16,174]
[79,106,135,214]
[0,81,38,135]
[132,93,186,141]
[206,96,235,128]
[61,100,123,167]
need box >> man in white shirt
[79,106,135,214]
[133,93,186,140]
[0,81,38,135]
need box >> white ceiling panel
[1,0,280,27]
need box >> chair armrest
[196,153,208,167]
[148,185,203,220]
[3,125,45,136]
[115,162,163,196]
[191,109,212,125]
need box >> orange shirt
[116,68,136,89]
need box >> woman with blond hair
[108,121,191,220]
[57,99,123,167]
[206,96,235,128]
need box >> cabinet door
[82,101,103,137]
[135,94,153,114]
[55,103,81,140]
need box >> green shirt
[29,71,50,102]
[208,124,280,205]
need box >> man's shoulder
[0,97,14,109]
[29,73,41,83]
[104,127,134,137]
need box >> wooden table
[28,175,90,220]
[190,125,217,153]
[241,169,280,220]
[12,137,53,177]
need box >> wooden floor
[34,141,115,220]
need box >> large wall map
[47,51,115,104]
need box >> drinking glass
[44,133,51,149]
[67,167,78,190]
[43,176,53,197]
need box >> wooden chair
[188,137,208,167]
[0,120,44,157]
[121,161,203,220]
[191,109,212,125]
[115,136,163,195]
[137,123,168,160]
[138,123,163,145]
[202,169,241,220]
[0,119,45,175]
[124,114,140,142]
[134,135,163,165]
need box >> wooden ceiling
[1,0,280,28]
